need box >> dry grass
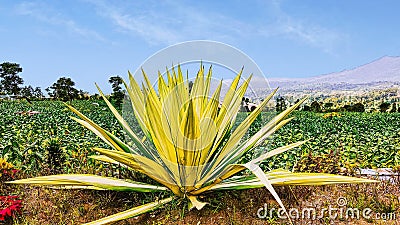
[3,176,399,225]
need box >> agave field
[0,69,399,224]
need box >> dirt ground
[7,177,399,225]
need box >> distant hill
[263,56,400,97]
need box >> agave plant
[10,65,376,224]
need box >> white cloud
[14,1,106,42]
[86,0,345,53]
[107,9,181,45]
[259,1,346,54]
[85,0,254,46]
[280,17,344,54]
[16,0,346,53]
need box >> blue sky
[1,0,400,93]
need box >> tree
[350,102,365,112]
[47,77,79,101]
[19,85,43,101]
[109,76,123,91]
[108,76,124,108]
[33,87,44,99]
[379,102,390,113]
[389,103,397,113]
[324,102,334,110]
[91,93,100,100]
[0,62,24,95]
[20,85,35,98]
[241,97,257,112]
[310,101,322,112]
[78,89,89,100]
[341,104,351,112]
[275,96,287,112]
[294,99,301,110]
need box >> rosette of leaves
[10,66,376,224]
[44,138,65,174]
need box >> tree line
[0,62,124,107]
[0,62,43,99]
[3,61,399,112]
[275,96,400,113]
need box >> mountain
[266,56,400,94]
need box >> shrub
[0,196,22,221]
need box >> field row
[1,100,399,176]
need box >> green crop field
[1,99,400,224]
[0,100,120,175]
[265,111,400,169]
[2,100,399,176]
